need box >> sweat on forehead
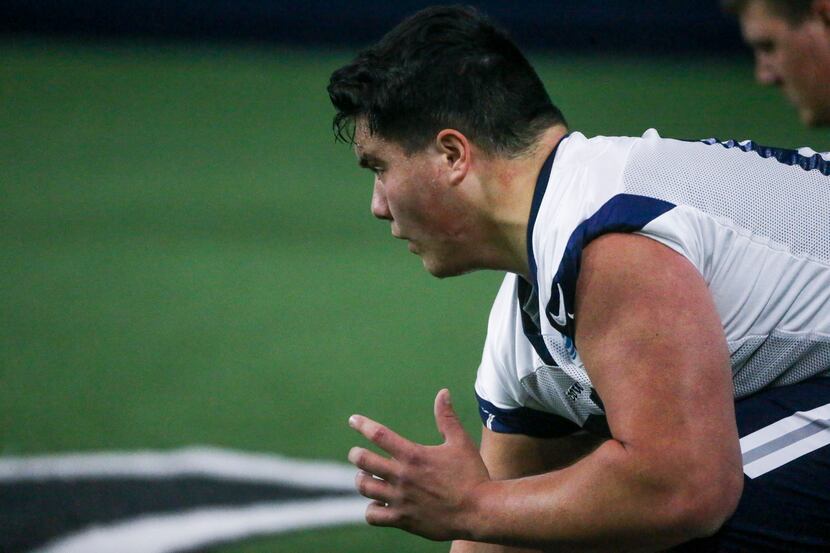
[354,121,397,152]
[353,118,378,146]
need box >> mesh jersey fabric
[475,129,830,436]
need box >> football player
[723,0,830,126]
[330,6,830,551]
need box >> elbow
[667,461,744,540]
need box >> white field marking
[743,427,830,479]
[33,497,369,553]
[0,446,356,489]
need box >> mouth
[389,227,418,253]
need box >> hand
[348,388,491,541]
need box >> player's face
[739,0,830,126]
[353,122,476,278]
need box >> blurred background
[2,1,829,552]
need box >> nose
[371,178,392,220]
[755,54,779,86]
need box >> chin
[801,109,830,127]
[796,101,830,127]
[421,256,476,279]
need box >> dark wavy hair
[327,5,566,156]
[721,0,816,23]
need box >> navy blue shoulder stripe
[476,394,581,438]
[546,194,676,339]
[700,138,830,176]
[517,278,557,366]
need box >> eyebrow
[748,38,774,50]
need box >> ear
[814,0,830,27]
[435,129,471,186]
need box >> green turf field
[2,37,828,552]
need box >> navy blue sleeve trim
[476,393,581,438]
[545,193,676,338]
[700,137,830,176]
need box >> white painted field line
[33,497,369,553]
[0,446,356,489]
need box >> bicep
[575,233,742,489]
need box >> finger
[348,446,398,481]
[433,388,465,443]
[349,415,413,457]
[365,499,400,528]
[354,470,395,503]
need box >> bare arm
[462,233,744,550]
[348,233,744,551]
[451,428,604,553]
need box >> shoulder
[574,232,724,361]
[576,232,703,312]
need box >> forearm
[462,439,732,552]
[450,541,540,553]
[449,430,601,553]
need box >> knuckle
[354,472,370,494]
[404,445,423,465]
[396,465,415,487]
[388,465,402,482]
[396,470,409,486]
[366,505,392,527]
[370,426,387,443]
[387,510,402,525]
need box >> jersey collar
[526,134,567,286]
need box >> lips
[389,226,417,253]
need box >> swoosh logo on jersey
[550,282,574,327]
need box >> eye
[754,39,775,54]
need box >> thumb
[434,388,463,443]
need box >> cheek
[383,181,425,224]
[782,35,820,84]
[393,176,438,218]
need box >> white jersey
[475,129,830,438]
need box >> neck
[478,125,568,279]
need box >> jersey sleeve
[474,274,582,438]
[474,274,526,411]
